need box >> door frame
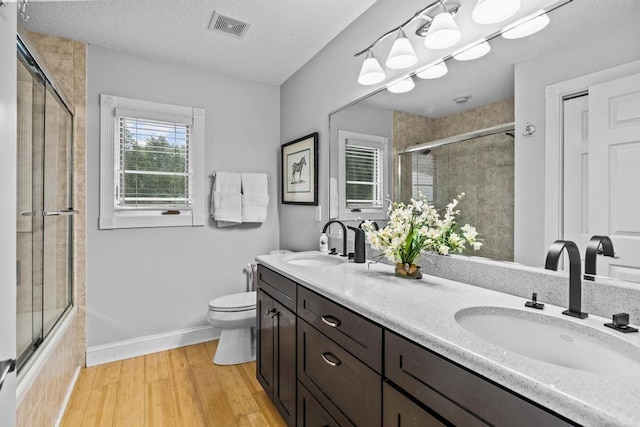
[544,59,640,249]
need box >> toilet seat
[209,291,256,312]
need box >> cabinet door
[383,383,446,427]
[257,289,275,397]
[273,299,297,426]
[298,381,345,427]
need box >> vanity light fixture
[354,0,461,86]
[387,76,415,94]
[502,11,550,39]
[472,0,521,25]
[358,50,386,85]
[386,28,418,69]
[453,39,491,61]
[416,61,448,79]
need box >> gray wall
[0,4,17,422]
[513,24,640,267]
[280,0,424,251]
[87,46,280,347]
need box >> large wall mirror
[329,0,640,282]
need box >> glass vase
[394,262,423,279]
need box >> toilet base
[213,327,256,365]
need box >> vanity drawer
[383,382,446,427]
[257,264,297,312]
[297,286,383,373]
[385,332,575,427]
[297,381,352,427]
[298,319,381,427]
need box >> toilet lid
[209,291,257,312]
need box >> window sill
[99,211,204,229]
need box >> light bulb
[386,29,417,69]
[472,0,521,25]
[453,40,491,61]
[416,61,448,79]
[502,11,550,39]
[387,77,415,94]
[423,12,461,50]
[357,50,385,85]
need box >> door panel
[589,73,640,282]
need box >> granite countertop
[256,251,640,427]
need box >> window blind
[345,143,384,209]
[116,116,191,209]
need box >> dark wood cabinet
[385,331,575,427]
[297,381,346,427]
[257,266,297,426]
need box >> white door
[0,2,18,426]
[563,95,590,253]
[589,73,640,282]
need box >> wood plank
[145,350,170,383]
[92,360,122,388]
[113,356,145,426]
[185,341,213,366]
[191,361,238,427]
[252,390,287,427]
[145,378,176,427]
[60,366,98,427]
[216,365,260,417]
[238,362,262,394]
[236,411,271,427]
[81,382,119,426]
[168,349,207,426]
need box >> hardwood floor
[61,340,286,427]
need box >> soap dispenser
[319,233,329,252]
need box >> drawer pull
[321,352,341,367]
[264,308,279,318]
[321,315,341,328]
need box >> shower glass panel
[398,132,514,262]
[16,39,74,371]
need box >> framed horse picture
[281,132,318,205]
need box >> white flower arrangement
[361,193,482,265]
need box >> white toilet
[207,290,257,365]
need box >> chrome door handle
[321,352,341,367]
[321,315,341,328]
[43,209,78,216]
[0,359,16,392]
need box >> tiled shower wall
[17,32,87,426]
[393,99,514,261]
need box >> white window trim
[99,94,205,229]
[338,130,389,221]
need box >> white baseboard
[86,325,220,366]
[54,366,81,427]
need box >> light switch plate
[315,205,322,221]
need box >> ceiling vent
[208,12,251,39]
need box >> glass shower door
[16,44,74,371]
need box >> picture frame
[281,132,318,205]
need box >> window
[338,130,389,220]
[100,94,205,229]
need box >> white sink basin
[455,306,640,376]
[283,253,346,267]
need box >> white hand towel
[211,172,242,227]
[241,173,269,223]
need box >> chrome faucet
[584,235,615,281]
[322,220,347,257]
[347,226,366,263]
[545,240,588,319]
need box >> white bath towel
[241,173,269,223]
[211,172,242,227]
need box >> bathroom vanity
[256,251,640,427]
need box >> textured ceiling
[21,0,377,85]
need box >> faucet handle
[525,292,545,310]
[605,313,638,333]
